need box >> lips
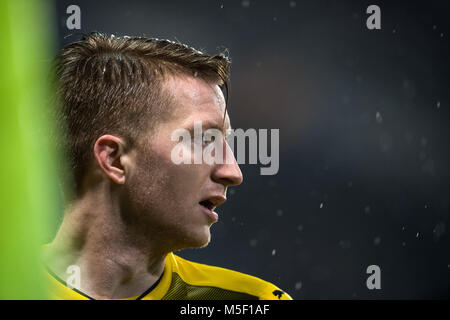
[199,199,215,211]
[199,195,226,212]
[198,195,226,222]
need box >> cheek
[134,147,205,208]
[161,163,208,205]
[155,142,208,189]
[124,142,214,247]
[130,135,211,214]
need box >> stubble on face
[119,75,228,253]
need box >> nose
[211,139,243,187]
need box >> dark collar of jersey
[45,265,164,300]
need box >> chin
[176,227,212,251]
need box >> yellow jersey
[46,252,292,300]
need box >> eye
[202,132,216,146]
[192,132,213,147]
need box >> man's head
[54,33,243,251]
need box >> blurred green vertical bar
[0,0,59,299]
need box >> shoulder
[167,253,292,300]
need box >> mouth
[199,199,215,211]
[198,196,226,222]
[199,195,226,211]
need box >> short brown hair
[54,32,231,195]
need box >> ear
[93,135,127,185]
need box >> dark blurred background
[52,0,450,299]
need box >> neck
[44,183,167,299]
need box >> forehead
[163,75,230,130]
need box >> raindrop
[364,206,371,214]
[294,282,302,290]
[433,25,437,30]
[416,232,420,238]
[289,1,297,8]
[437,101,441,108]
[249,239,258,247]
[374,237,381,245]
[273,17,277,22]
[220,4,224,9]
[297,225,303,231]
[319,203,324,209]
[440,33,444,37]
[433,222,446,242]
[271,249,276,256]
[276,209,283,217]
[339,240,351,249]
[241,0,250,8]
[375,111,383,124]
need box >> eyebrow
[186,120,231,135]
